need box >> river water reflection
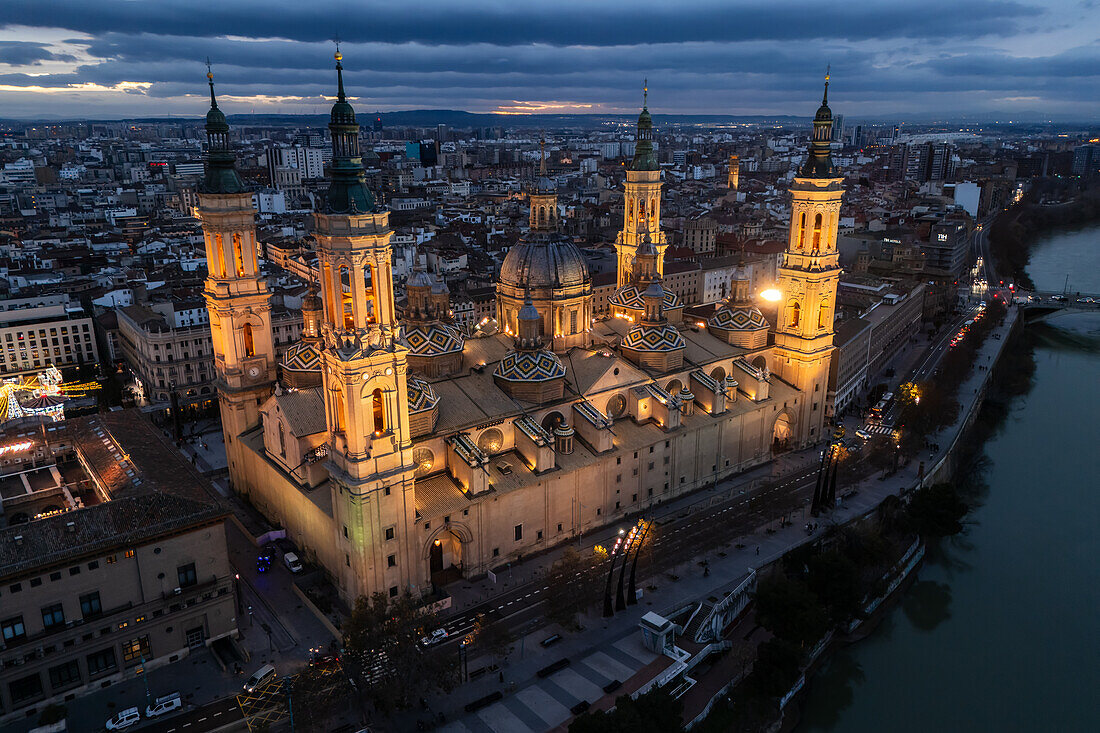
[797,225,1100,732]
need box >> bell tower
[315,50,419,601]
[615,81,666,288]
[772,73,844,447]
[199,65,275,482]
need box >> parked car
[419,628,448,647]
[146,691,183,718]
[283,552,303,573]
[243,664,277,693]
[106,707,142,730]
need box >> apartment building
[0,494,236,722]
[0,297,97,377]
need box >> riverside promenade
[425,305,1021,733]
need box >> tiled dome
[494,350,567,383]
[499,233,590,292]
[621,323,685,352]
[281,341,322,373]
[405,323,464,357]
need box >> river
[797,224,1100,732]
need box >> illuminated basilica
[200,55,843,602]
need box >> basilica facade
[199,57,844,603]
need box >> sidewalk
[423,309,1019,733]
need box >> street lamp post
[138,650,152,709]
[627,520,650,605]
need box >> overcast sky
[1,0,1098,120]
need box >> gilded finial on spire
[823,63,830,106]
[206,58,217,108]
[539,132,547,176]
[643,77,648,109]
[333,38,346,102]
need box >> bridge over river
[1017,291,1100,321]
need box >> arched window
[233,233,246,277]
[372,388,385,435]
[331,387,345,433]
[339,265,354,330]
[243,323,255,357]
[278,422,286,457]
[789,301,801,328]
[214,234,226,277]
[797,212,807,250]
[818,299,829,329]
[812,213,822,252]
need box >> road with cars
[140,697,245,733]
[425,462,824,651]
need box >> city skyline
[1,0,1099,120]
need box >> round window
[413,447,435,477]
[477,428,504,454]
[606,394,627,418]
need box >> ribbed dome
[499,234,590,291]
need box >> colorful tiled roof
[494,350,567,382]
[622,323,686,352]
[405,323,464,357]
[708,305,769,331]
[407,375,440,413]
[281,340,322,372]
[611,283,682,312]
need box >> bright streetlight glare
[760,288,782,302]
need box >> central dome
[499,233,590,292]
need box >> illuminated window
[124,550,134,559]
[372,388,385,434]
[789,301,801,328]
[214,234,226,277]
[121,635,150,664]
[243,323,255,358]
[798,212,806,250]
[812,213,822,252]
[233,233,245,277]
[278,422,286,457]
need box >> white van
[105,707,142,730]
[283,552,303,573]
[243,663,277,693]
[146,691,183,718]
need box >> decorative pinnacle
[643,77,648,109]
[205,58,218,108]
[823,63,830,106]
[334,41,346,102]
[539,132,546,175]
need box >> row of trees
[698,488,967,732]
[892,297,1008,459]
[989,179,1100,288]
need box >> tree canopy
[342,591,456,714]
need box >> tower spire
[539,132,547,176]
[206,58,217,108]
[334,42,346,102]
[199,61,244,194]
[799,71,836,179]
[323,46,375,214]
[643,77,648,109]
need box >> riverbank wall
[923,308,1023,486]
[762,307,1023,731]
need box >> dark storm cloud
[925,45,1100,77]
[2,0,1040,45]
[2,0,1096,118]
[0,40,75,65]
[76,34,873,78]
